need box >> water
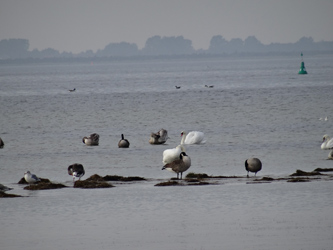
[1,55,333,250]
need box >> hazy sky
[1,0,332,53]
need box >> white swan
[162,152,191,179]
[180,131,206,144]
[163,144,186,164]
[321,135,333,150]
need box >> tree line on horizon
[0,35,333,60]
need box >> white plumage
[163,144,186,164]
[24,171,41,184]
[180,131,206,144]
[321,135,333,150]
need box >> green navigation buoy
[298,52,307,74]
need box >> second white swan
[180,131,206,144]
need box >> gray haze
[0,0,332,53]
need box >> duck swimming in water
[149,129,169,144]
[82,133,99,146]
[118,134,130,148]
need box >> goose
[118,134,130,148]
[162,152,191,179]
[0,137,4,148]
[82,133,99,146]
[69,88,76,92]
[180,131,206,144]
[68,163,85,182]
[245,158,262,177]
[163,144,186,164]
[205,85,214,88]
[321,135,333,150]
[149,129,169,144]
[24,171,41,184]
[175,86,181,89]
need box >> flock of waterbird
[1,130,332,185]
[0,128,263,185]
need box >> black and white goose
[82,133,99,146]
[68,163,85,182]
[245,158,262,177]
[118,134,130,148]
[162,152,191,179]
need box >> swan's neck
[180,133,187,145]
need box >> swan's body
[328,150,333,160]
[180,131,206,144]
[0,137,4,148]
[24,171,41,184]
[321,135,333,150]
[149,129,169,144]
[163,145,186,164]
[245,158,262,177]
[82,133,99,146]
[68,163,85,181]
[162,152,191,179]
[118,134,130,148]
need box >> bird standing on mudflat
[162,152,191,179]
[245,158,262,177]
[68,163,85,182]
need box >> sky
[1,0,332,53]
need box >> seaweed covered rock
[24,182,67,190]
[73,179,114,189]
[86,174,146,182]
[0,191,22,198]
[85,174,105,182]
[0,183,12,191]
[155,181,182,186]
[287,178,311,183]
[290,170,323,176]
[186,172,209,179]
[103,175,146,182]
[313,168,333,172]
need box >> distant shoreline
[1,50,332,65]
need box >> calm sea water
[1,55,333,250]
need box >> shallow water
[1,55,333,250]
